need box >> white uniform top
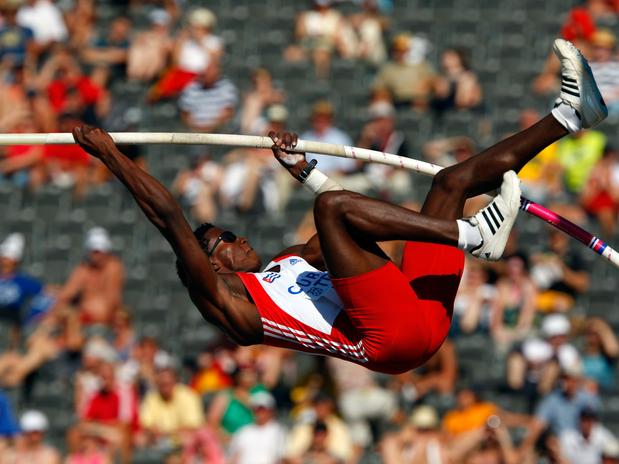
[252,255,344,335]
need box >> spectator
[80,16,131,83]
[179,60,238,133]
[207,365,266,440]
[293,420,342,464]
[560,407,619,464]
[127,9,174,82]
[0,233,43,346]
[490,253,538,351]
[74,337,118,417]
[16,0,67,51]
[519,363,601,456]
[531,229,590,313]
[74,361,138,463]
[286,392,354,463]
[561,0,618,44]
[452,258,496,335]
[580,145,619,235]
[41,114,93,197]
[397,338,458,405]
[229,391,287,464]
[541,314,583,371]
[220,105,290,215]
[382,405,449,464]
[181,425,226,464]
[39,49,110,125]
[349,0,388,66]
[431,48,483,114]
[189,347,234,397]
[422,135,476,168]
[506,338,558,412]
[239,68,285,135]
[150,7,223,102]
[589,30,619,119]
[534,0,619,96]
[327,357,396,454]
[4,410,61,463]
[0,0,34,68]
[137,365,205,448]
[0,389,19,439]
[284,0,354,78]
[173,154,223,223]
[65,426,111,464]
[516,109,563,203]
[443,388,531,436]
[555,130,607,195]
[52,227,124,328]
[581,318,619,391]
[356,100,412,199]
[372,34,436,108]
[454,423,519,464]
[301,100,357,177]
[117,336,162,395]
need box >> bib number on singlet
[288,271,332,298]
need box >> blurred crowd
[1,0,619,463]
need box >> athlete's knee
[431,166,471,197]
[314,190,357,218]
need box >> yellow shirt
[442,402,498,435]
[140,384,204,434]
[519,143,558,183]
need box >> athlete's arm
[71,126,230,308]
[269,131,327,268]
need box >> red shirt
[84,390,120,423]
[45,145,90,166]
[47,77,103,113]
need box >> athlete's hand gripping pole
[269,131,343,194]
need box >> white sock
[551,103,581,133]
[456,219,483,251]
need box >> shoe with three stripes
[552,38,607,131]
[467,171,521,261]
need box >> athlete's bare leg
[314,39,607,278]
[422,115,566,220]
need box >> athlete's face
[204,227,262,273]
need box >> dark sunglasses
[207,231,237,256]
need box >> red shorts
[331,242,464,374]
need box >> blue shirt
[0,25,33,65]
[536,389,601,434]
[0,390,18,437]
[0,273,43,315]
[301,127,357,174]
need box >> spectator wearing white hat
[382,405,450,464]
[52,227,124,327]
[541,313,583,375]
[0,233,45,346]
[149,7,223,102]
[229,391,287,464]
[507,337,558,411]
[3,410,61,464]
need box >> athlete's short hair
[176,222,215,287]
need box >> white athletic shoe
[552,38,607,130]
[466,171,521,261]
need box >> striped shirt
[179,78,238,128]
[591,60,619,104]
